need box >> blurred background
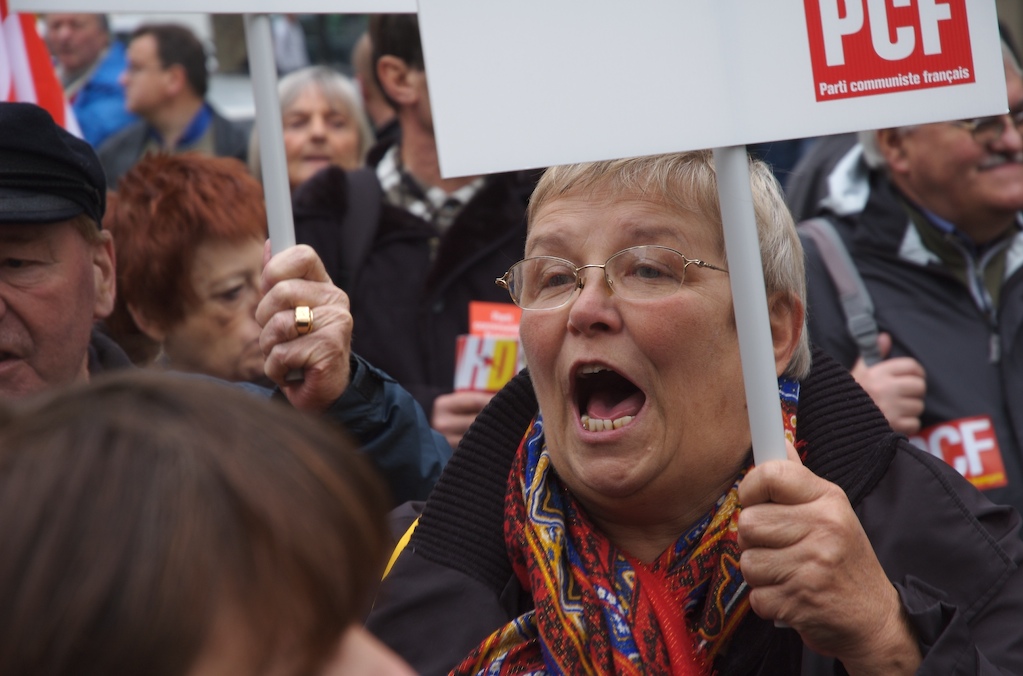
[96,13,371,122]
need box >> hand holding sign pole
[12,0,415,384]
[242,13,304,382]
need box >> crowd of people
[1,9,1022,675]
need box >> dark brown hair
[131,22,209,97]
[369,14,424,110]
[0,370,391,676]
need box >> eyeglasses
[496,244,728,311]
[949,108,1023,146]
[123,60,168,77]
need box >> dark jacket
[783,132,860,223]
[317,353,452,504]
[89,328,450,505]
[87,327,135,376]
[292,159,537,417]
[800,163,1023,515]
[96,107,251,188]
[367,349,1023,675]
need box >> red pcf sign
[804,0,975,101]
[909,415,1008,491]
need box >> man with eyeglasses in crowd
[801,39,1023,517]
[97,23,250,188]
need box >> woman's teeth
[580,414,634,432]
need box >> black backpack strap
[799,217,883,365]
[340,167,383,289]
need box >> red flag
[0,0,81,135]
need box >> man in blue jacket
[44,13,137,148]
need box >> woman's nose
[308,115,327,138]
[566,268,620,334]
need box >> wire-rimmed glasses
[495,244,728,311]
[949,108,1023,146]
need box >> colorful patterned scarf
[452,377,800,676]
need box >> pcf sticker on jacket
[909,415,1008,490]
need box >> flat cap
[0,102,106,226]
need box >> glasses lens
[607,246,686,300]
[511,257,578,309]
[970,115,1006,145]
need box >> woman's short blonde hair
[528,150,811,378]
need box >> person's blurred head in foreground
[104,153,269,383]
[250,65,374,190]
[0,370,413,675]
[0,102,115,401]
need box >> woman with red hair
[104,153,269,383]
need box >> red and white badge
[909,415,1007,490]
[453,301,525,392]
[804,0,976,101]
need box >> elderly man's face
[44,14,109,76]
[882,58,1023,243]
[0,220,115,400]
[519,188,752,531]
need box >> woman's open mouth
[575,364,645,432]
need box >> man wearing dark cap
[0,102,122,400]
[0,101,451,502]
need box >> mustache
[980,151,1023,170]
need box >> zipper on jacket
[946,235,1003,364]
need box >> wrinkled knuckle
[768,459,793,479]
[258,332,274,356]
[747,588,775,620]
[736,509,758,538]
[738,550,757,582]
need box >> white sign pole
[714,146,787,465]
[245,14,298,382]
[243,13,293,255]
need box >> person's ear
[91,232,116,321]
[876,128,910,175]
[768,291,803,377]
[376,55,418,107]
[164,63,187,97]
[127,302,167,343]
